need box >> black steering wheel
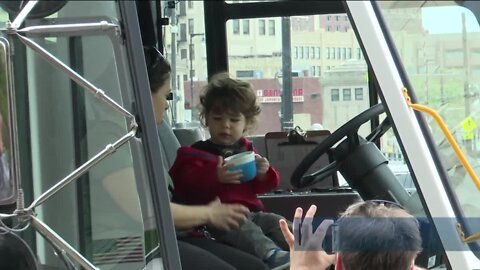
[291,103,388,188]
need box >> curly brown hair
[199,72,261,130]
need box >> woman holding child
[169,73,290,270]
[146,46,269,270]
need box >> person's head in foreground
[279,200,423,270]
[336,200,422,270]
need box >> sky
[422,6,480,34]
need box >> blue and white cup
[224,151,257,182]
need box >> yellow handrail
[402,87,480,190]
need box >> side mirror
[0,37,18,207]
[0,1,67,19]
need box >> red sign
[256,88,304,103]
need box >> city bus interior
[0,0,479,269]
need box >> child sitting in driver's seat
[170,72,290,270]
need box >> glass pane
[377,1,480,223]
[17,2,146,269]
[163,2,207,128]
[0,37,16,205]
[226,14,370,136]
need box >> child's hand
[217,156,242,184]
[255,154,270,178]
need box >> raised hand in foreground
[279,205,335,270]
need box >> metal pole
[189,33,204,122]
[462,12,470,117]
[462,12,473,151]
[169,3,177,126]
[31,215,99,270]
[189,33,194,121]
[281,17,293,131]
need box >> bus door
[0,1,180,269]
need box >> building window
[315,47,321,59]
[336,48,341,59]
[299,47,304,59]
[236,70,255,78]
[310,46,315,59]
[327,15,331,21]
[180,23,187,41]
[335,16,339,21]
[317,66,321,76]
[343,88,351,101]
[233,20,240,34]
[259,19,265,35]
[294,46,298,59]
[179,1,186,16]
[357,48,362,59]
[445,49,463,62]
[183,74,188,81]
[326,48,330,59]
[327,26,331,32]
[305,47,310,59]
[268,20,275,35]
[336,25,340,31]
[331,47,336,59]
[311,66,316,76]
[243,19,250,35]
[188,19,194,35]
[188,0,193,8]
[180,49,187,59]
[347,48,352,59]
[341,48,346,59]
[355,88,363,100]
[331,89,339,101]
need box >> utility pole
[189,32,204,122]
[168,1,177,126]
[281,17,293,131]
[462,12,473,152]
[462,12,471,117]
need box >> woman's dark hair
[144,46,171,93]
[0,231,38,270]
[199,72,261,127]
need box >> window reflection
[0,38,14,205]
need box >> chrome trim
[31,215,99,270]
[9,1,39,30]
[27,129,136,210]
[18,21,121,38]
[15,34,135,122]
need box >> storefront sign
[256,88,304,103]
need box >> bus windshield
[377,1,480,219]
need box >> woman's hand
[217,156,243,184]
[206,197,249,231]
[255,154,270,180]
[279,205,335,270]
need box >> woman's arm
[171,198,249,231]
[170,202,210,229]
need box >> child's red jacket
[169,137,280,211]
